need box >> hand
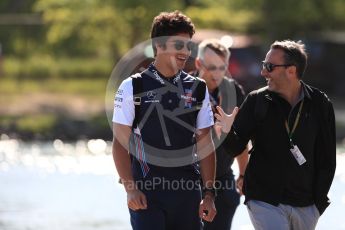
[199,195,217,222]
[127,188,147,211]
[213,124,222,140]
[214,106,239,133]
[236,176,244,195]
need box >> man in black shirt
[216,40,336,230]
[194,39,249,230]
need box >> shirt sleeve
[314,99,336,215]
[234,81,246,106]
[112,77,134,126]
[196,86,214,129]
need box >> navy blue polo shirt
[113,64,214,185]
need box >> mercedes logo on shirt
[147,91,157,100]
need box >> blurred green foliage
[0,77,108,139]
[16,114,57,134]
[32,0,184,59]
[0,78,106,95]
[1,0,344,63]
[2,56,113,79]
[0,113,113,140]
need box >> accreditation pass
[290,145,306,165]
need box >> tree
[33,0,184,59]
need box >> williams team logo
[182,89,195,108]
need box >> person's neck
[202,75,223,94]
[279,80,302,106]
[154,59,178,78]
[208,86,217,94]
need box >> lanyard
[209,92,222,121]
[285,100,304,146]
[147,63,183,85]
[209,91,222,108]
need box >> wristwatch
[202,186,217,199]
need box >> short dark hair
[150,10,195,56]
[271,40,308,79]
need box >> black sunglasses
[171,40,194,51]
[262,61,293,72]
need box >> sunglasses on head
[262,61,293,72]
[171,40,194,51]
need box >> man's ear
[195,58,202,70]
[155,41,166,53]
[287,65,297,77]
[154,41,161,52]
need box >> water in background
[0,135,345,230]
